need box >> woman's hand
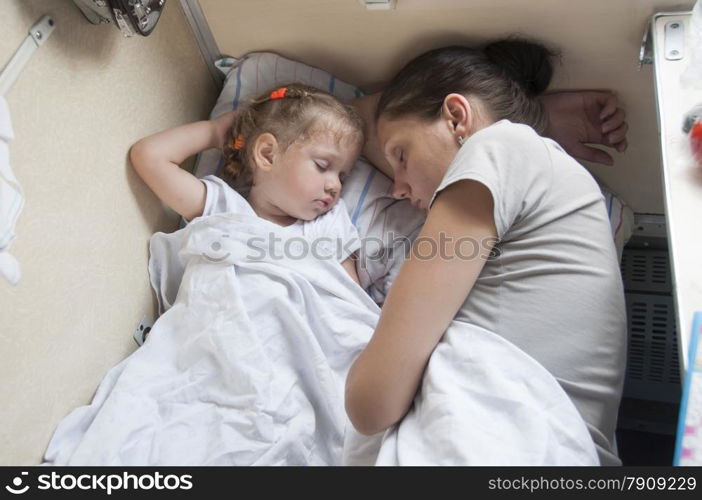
[539,91,629,166]
[210,110,239,151]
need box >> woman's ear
[441,93,473,142]
[251,133,278,172]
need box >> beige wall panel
[201,0,695,213]
[0,1,218,464]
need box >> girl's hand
[210,110,239,151]
[539,91,629,166]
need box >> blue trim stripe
[351,169,376,225]
[354,88,363,98]
[231,56,249,110]
[674,312,702,465]
[328,75,336,94]
[607,193,614,218]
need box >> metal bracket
[133,315,154,346]
[112,7,136,37]
[632,213,667,239]
[664,20,685,60]
[641,15,689,67]
[0,15,56,96]
[72,0,113,24]
[359,0,397,10]
[639,19,653,68]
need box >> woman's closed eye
[394,149,405,169]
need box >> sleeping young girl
[129,83,365,284]
[41,84,375,466]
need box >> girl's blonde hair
[221,83,364,189]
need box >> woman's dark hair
[376,38,558,134]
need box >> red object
[270,88,287,100]
[690,121,702,165]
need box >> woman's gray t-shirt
[430,120,627,465]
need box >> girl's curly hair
[221,83,364,191]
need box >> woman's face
[377,115,459,211]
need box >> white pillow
[193,52,425,302]
[599,183,634,262]
[193,52,633,302]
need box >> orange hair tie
[270,87,288,100]
[232,134,245,150]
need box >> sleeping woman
[345,39,628,465]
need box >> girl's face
[377,115,459,211]
[260,131,361,221]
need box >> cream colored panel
[0,1,218,464]
[201,0,694,213]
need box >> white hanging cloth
[0,96,24,285]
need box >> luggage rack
[0,15,56,96]
[645,10,702,375]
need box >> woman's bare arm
[345,179,497,435]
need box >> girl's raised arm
[129,111,236,221]
[345,179,497,436]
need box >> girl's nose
[325,177,341,195]
[392,182,410,200]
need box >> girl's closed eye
[315,160,328,172]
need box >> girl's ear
[441,93,473,142]
[251,133,278,172]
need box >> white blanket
[348,322,599,465]
[43,213,598,465]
